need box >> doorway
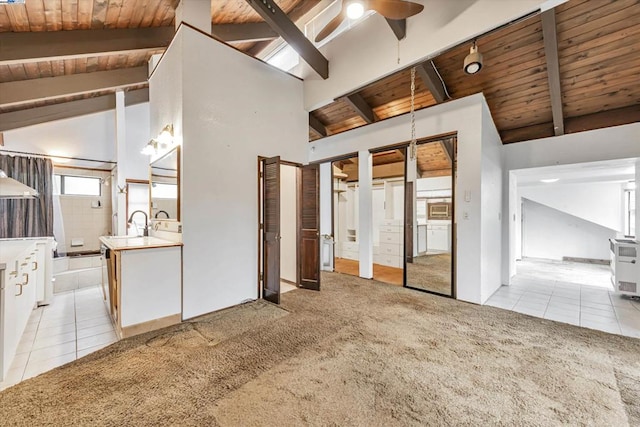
[332,155,360,277]
[404,137,456,297]
[258,157,320,304]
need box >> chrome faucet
[127,210,149,236]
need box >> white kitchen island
[99,236,182,339]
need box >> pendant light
[463,41,483,75]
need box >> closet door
[263,156,281,304]
[299,164,320,291]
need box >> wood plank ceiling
[0,0,311,118]
[309,0,640,144]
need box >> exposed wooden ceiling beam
[541,9,564,136]
[0,88,149,132]
[385,18,406,40]
[342,93,377,124]
[309,113,327,137]
[244,0,328,79]
[416,62,448,104]
[211,22,279,43]
[564,106,640,134]
[0,27,174,66]
[0,67,148,107]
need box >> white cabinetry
[0,240,44,381]
[427,223,451,252]
[375,219,403,268]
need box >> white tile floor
[486,259,640,338]
[0,285,118,391]
[281,281,297,294]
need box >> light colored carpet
[1,272,639,426]
[406,253,452,294]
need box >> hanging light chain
[409,66,417,160]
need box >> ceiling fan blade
[368,0,424,20]
[315,6,347,43]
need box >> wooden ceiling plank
[0,27,174,66]
[92,0,109,30]
[4,3,30,31]
[415,61,447,103]
[557,12,640,56]
[0,66,148,107]
[500,122,555,144]
[564,105,640,133]
[211,22,279,42]
[385,18,406,40]
[24,0,46,31]
[541,9,564,136]
[342,93,377,124]
[77,0,94,30]
[556,0,637,35]
[0,87,149,132]
[309,113,327,138]
[244,0,329,79]
[62,0,79,31]
[139,0,162,27]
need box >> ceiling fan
[314,0,424,43]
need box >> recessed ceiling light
[540,178,559,183]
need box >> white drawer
[380,231,401,244]
[377,254,403,268]
[380,243,401,256]
[380,225,401,233]
[342,242,359,252]
[383,219,402,226]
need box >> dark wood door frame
[262,156,281,304]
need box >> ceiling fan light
[346,1,365,19]
[463,43,483,75]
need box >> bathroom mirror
[149,146,180,221]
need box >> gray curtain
[0,154,54,238]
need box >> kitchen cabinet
[427,223,451,252]
[0,238,53,381]
[100,236,182,339]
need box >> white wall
[520,182,625,232]
[310,93,492,304]
[124,103,151,181]
[479,101,503,302]
[302,0,551,110]
[150,25,307,319]
[502,122,640,283]
[522,199,615,261]
[280,164,297,283]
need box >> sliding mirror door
[371,148,405,286]
[405,137,455,296]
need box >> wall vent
[619,281,637,293]
[618,246,637,257]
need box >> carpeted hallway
[1,272,639,426]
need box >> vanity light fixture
[346,0,365,19]
[158,124,174,146]
[463,41,483,75]
[141,139,158,156]
[540,178,559,183]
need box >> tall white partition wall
[150,25,307,319]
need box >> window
[55,175,101,196]
[151,183,177,199]
[625,189,636,237]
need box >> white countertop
[0,239,42,271]
[99,236,182,251]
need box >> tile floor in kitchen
[486,258,640,338]
[0,285,117,391]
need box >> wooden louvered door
[299,164,320,291]
[262,156,281,304]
